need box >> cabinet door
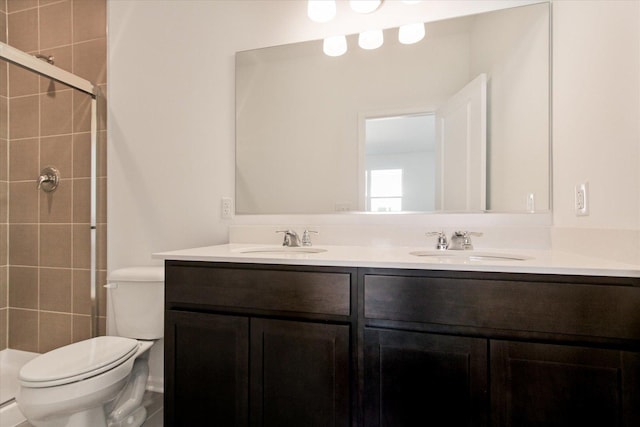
[250,318,351,427]
[165,310,249,426]
[491,340,640,427]
[364,328,488,427]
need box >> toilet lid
[19,336,139,387]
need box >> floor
[0,350,38,407]
[16,391,163,427]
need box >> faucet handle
[302,229,318,246]
[453,231,483,250]
[426,231,448,250]
[276,229,300,247]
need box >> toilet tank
[106,266,164,340]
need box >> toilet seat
[20,336,139,388]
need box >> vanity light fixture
[349,0,382,14]
[359,29,384,50]
[323,35,348,57]
[398,22,425,44]
[308,0,336,23]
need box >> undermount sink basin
[236,246,327,255]
[409,250,531,262]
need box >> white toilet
[16,266,164,427]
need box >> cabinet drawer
[167,264,351,316]
[364,274,640,340]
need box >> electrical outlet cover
[575,183,589,216]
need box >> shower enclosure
[0,39,101,423]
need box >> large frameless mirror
[236,2,550,215]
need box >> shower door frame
[0,41,100,338]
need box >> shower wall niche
[0,0,107,353]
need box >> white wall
[107,0,640,266]
[107,0,543,270]
[553,0,640,229]
[550,1,640,263]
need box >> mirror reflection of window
[364,114,436,212]
[368,169,403,212]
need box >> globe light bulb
[398,22,425,45]
[323,35,348,57]
[350,0,382,14]
[308,0,336,23]
[358,29,384,50]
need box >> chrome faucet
[449,231,483,250]
[426,231,448,250]
[301,229,318,247]
[276,230,302,247]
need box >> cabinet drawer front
[167,265,351,316]
[364,274,640,340]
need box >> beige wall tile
[39,311,71,352]
[40,267,71,312]
[0,308,6,349]
[73,0,105,43]
[72,313,90,343]
[72,89,91,133]
[41,134,72,178]
[0,1,6,13]
[72,132,90,177]
[39,45,72,93]
[9,95,38,139]
[5,0,108,349]
[40,89,72,136]
[0,138,6,180]
[0,182,6,222]
[0,266,7,308]
[97,84,107,130]
[97,130,106,177]
[97,268,106,316]
[72,268,89,314]
[40,224,71,267]
[0,65,7,97]
[7,0,37,13]
[97,315,105,336]
[0,96,7,139]
[9,138,38,181]
[40,179,71,223]
[8,266,37,308]
[39,0,71,50]
[0,65,7,98]
[96,223,105,269]
[9,62,39,97]
[9,181,38,223]
[9,224,38,266]
[8,8,38,52]
[0,12,5,44]
[0,225,6,264]
[97,177,106,223]
[72,177,89,223]
[73,38,106,84]
[8,308,38,352]
[72,223,89,268]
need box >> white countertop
[153,244,640,278]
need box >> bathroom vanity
[158,245,640,426]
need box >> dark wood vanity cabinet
[165,261,640,426]
[363,328,488,426]
[363,269,640,427]
[164,261,356,427]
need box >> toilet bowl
[16,267,164,427]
